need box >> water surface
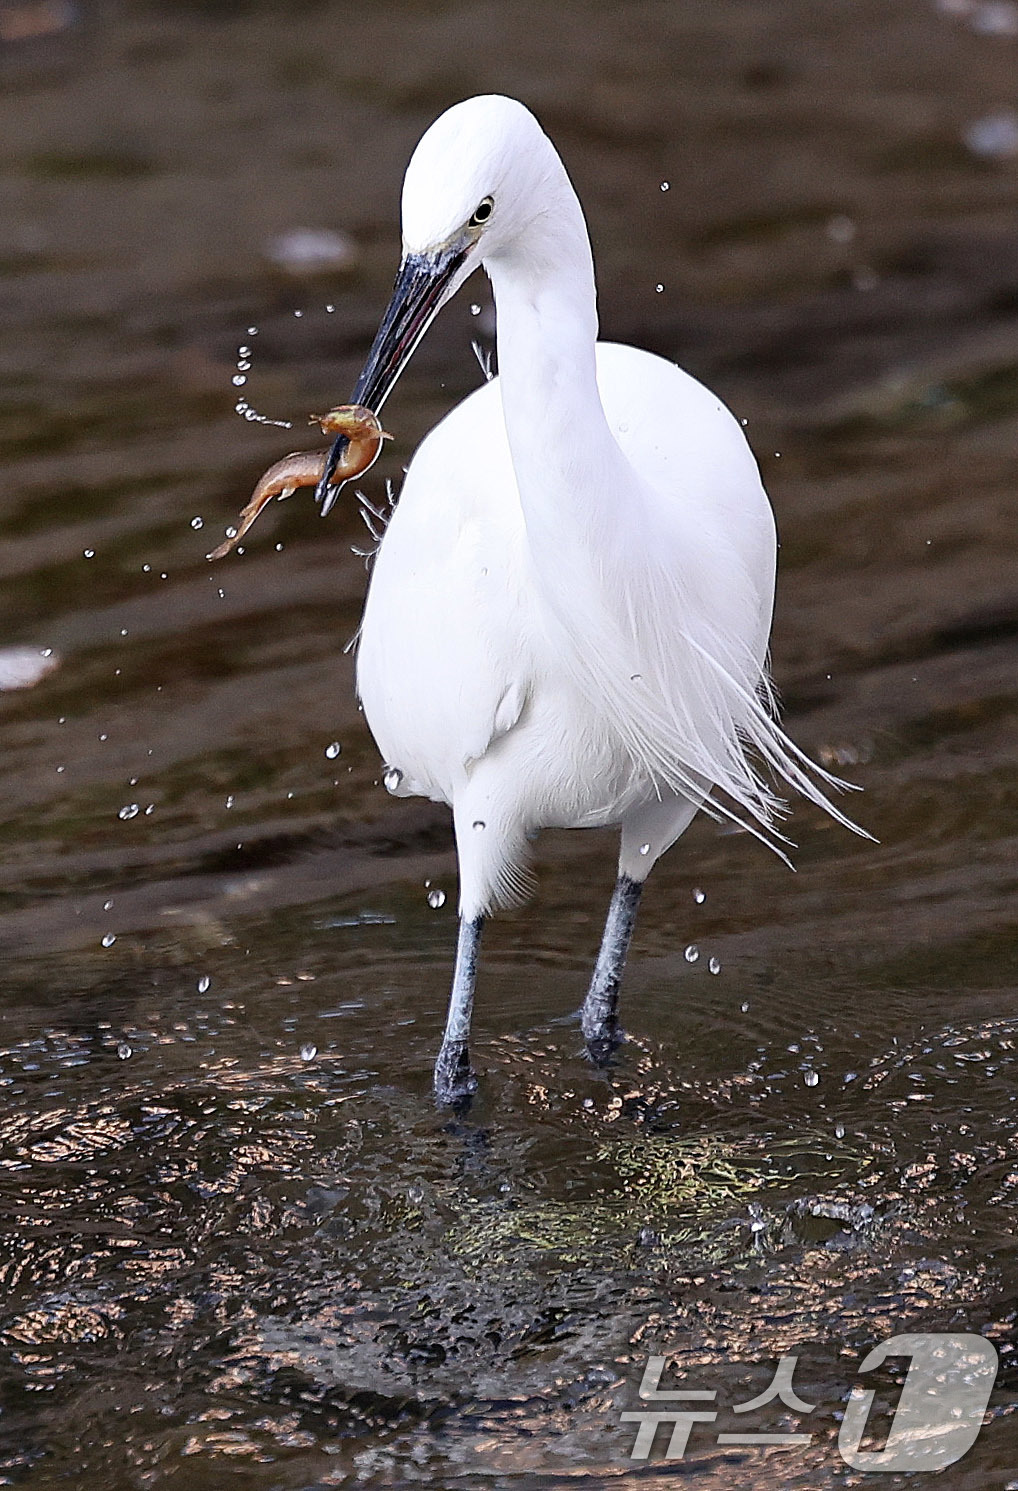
[1,2,1017,1485]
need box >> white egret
[313,95,865,1106]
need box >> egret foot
[580,873,643,1064]
[433,1039,479,1108]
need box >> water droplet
[684,944,699,963]
[236,360,251,371]
[197,975,211,994]
[655,282,664,292]
[247,326,258,335]
[804,1069,820,1087]
[843,1070,857,1084]
[300,1042,317,1062]
[116,1041,131,1059]
[427,888,446,909]
[472,819,486,831]
[101,933,117,947]
[325,741,341,760]
[144,803,154,815]
[383,766,403,793]
[834,1121,846,1139]
[190,516,204,530]
[118,804,139,820]
[225,795,234,809]
[693,887,706,904]
[232,374,247,386]
[325,303,335,313]
[293,309,303,318]
[470,303,481,315]
[708,956,721,974]
[741,1001,750,1013]
[238,345,251,357]
[630,673,642,682]
[639,842,651,856]
[142,563,151,572]
[103,899,113,911]
[660,180,670,191]
[225,526,238,540]
[83,549,94,559]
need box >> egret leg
[434,914,484,1107]
[580,874,644,1063]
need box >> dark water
[2,1,1018,1486]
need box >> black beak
[316,246,468,514]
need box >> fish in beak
[315,244,469,515]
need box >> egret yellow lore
[313,95,866,1107]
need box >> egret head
[315,96,561,512]
[399,94,553,260]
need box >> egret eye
[470,196,494,227]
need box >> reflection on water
[1,1,1018,1486]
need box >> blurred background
[0,2,1017,1487]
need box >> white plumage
[341,95,863,1104]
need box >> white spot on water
[826,214,856,244]
[964,109,1018,157]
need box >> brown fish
[207,404,390,560]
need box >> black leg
[434,913,484,1108]
[580,874,643,1063]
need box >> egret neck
[484,177,636,556]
